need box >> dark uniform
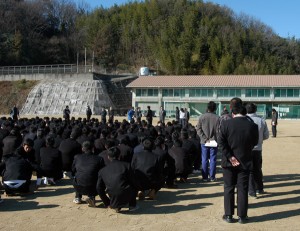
[59,136,82,172]
[72,151,105,199]
[97,159,137,209]
[0,153,40,194]
[219,113,258,222]
[40,146,63,181]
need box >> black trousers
[73,179,97,198]
[249,150,264,194]
[272,125,277,137]
[223,167,249,217]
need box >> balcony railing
[0,64,94,75]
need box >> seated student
[38,136,63,186]
[0,139,41,196]
[97,147,138,213]
[168,132,190,183]
[72,141,105,207]
[131,137,165,200]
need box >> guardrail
[0,64,94,75]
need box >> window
[218,89,241,97]
[275,89,300,98]
[246,89,270,97]
[162,89,174,97]
[189,89,213,97]
[136,89,141,97]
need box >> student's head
[82,141,92,153]
[142,137,154,151]
[23,138,34,152]
[46,135,55,147]
[107,146,120,160]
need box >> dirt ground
[0,119,300,231]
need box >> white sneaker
[43,177,48,185]
[73,198,82,204]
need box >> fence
[0,64,94,75]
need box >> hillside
[0,80,37,115]
[1,0,300,75]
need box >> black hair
[245,103,257,114]
[207,101,217,112]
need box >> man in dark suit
[145,106,153,126]
[97,147,138,213]
[218,99,258,224]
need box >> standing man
[246,103,269,196]
[196,101,219,182]
[127,107,135,123]
[63,106,70,122]
[218,99,258,224]
[184,108,190,125]
[145,106,153,126]
[101,107,107,124]
[175,107,180,123]
[108,106,114,123]
[135,107,142,123]
[11,105,19,121]
[159,106,166,124]
[271,108,278,137]
[86,106,92,121]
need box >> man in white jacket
[246,103,269,197]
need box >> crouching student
[97,147,138,213]
[72,141,105,207]
[37,136,63,186]
[0,139,42,196]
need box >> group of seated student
[0,116,201,211]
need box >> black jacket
[72,152,105,187]
[218,116,259,169]
[131,149,165,190]
[97,159,136,208]
[59,138,82,171]
[40,146,63,180]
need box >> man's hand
[229,156,240,167]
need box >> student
[0,139,41,196]
[72,141,105,207]
[97,147,138,213]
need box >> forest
[1,0,300,75]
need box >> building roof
[126,75,300,88]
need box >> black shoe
[164,184,178,189]
[238,216,249,224]
[249,193,257,198]
[222,215,234,223]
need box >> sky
[78,0,300,39]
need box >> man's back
[59,138,81,171]
[219,116,258,169]
[72,153,104,186]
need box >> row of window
[135,88,300,98]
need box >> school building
[126,75,300,119]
